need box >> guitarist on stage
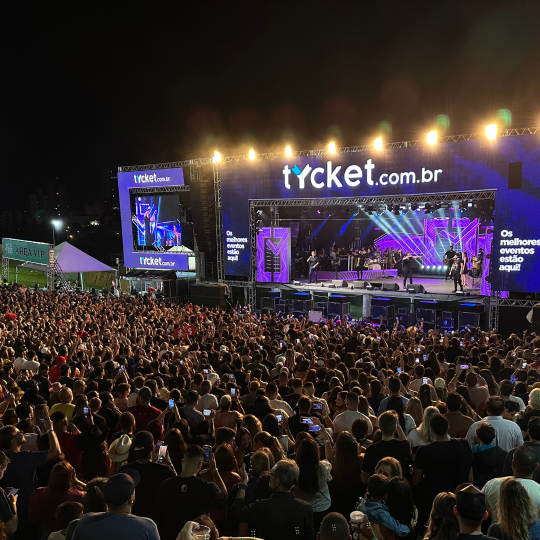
[443,244,457,281]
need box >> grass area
[8,260,47,287]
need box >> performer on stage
[402,252,422,289]
[452,253,464,292]
[461,252,469,286]
[293,251,303,279]
[444,244,457,280]
[356,247,367,280]
[329,246,339,279]
[307,250,320,283]
[393,249,403,277]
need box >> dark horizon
[2,1,540,204]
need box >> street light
[51,220,62,246]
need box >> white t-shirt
[196,393,219,412]
[333,410,373,435]
[21,359,40,374]
[483,477,540,523]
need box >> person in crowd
[230,459,315,540]
[466,396,524,451]
[407,406,439,451]
[375,456,402,479]
[423,492,459,540]
[482,444,540,524]
[503,416,540,482]
[362,411,411,483]
[156,445,227,540]
[472,422,507,489]
[333,392,373,435]
[71,470,160,540]
[48,501,83,540]
[453,485,490,540]
[0,450,18,538]
[487,478,540,540]
[445,392,474,438]
[214,395,243,431]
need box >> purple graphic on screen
[257,227,290,282]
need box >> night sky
[2,1,540,203]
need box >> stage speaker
[329,294,347,304]
[190,283,227,308]
[437,317,454,330]
[332,280,348,288]
[293,299,313,312]
[189,164,215,252]
[266,290,281,299]
[508,162,522,190]
[351,281,365,289]
[382,283,400,292]
[398,307,409,314]
[442,311,453,318]
[407,284,425,294]
[397,312,415,327]
[371,304,395,320]
[328,302,350,317]
[261,297,275,310]
[369,282,383,289]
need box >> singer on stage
[402,252,422,289]
[307,250,320,284]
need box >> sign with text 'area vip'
[1,238,51,265]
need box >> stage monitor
[118,168,193,271]
[256,227,291,283]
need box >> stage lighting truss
[118,127,539,172]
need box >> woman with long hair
[234,426,252,469]
[455,386,480,421]
[29,461,85,536]
[407,406,439,452]
[386,396,416,435]
[405,397,423,428]
[419,384,437,410]
[368,379,385,412]
[164,427,186,474]
[329,432,364,517]
[294,437,332,532]
[387,477,416,535]
[31,404,50,435]
[251,396,275,424]
[240,414,262,440]
[253,431,284,464]
[424,492,459,540]
[358,395,377,429]
[488,478,540,540]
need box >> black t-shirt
[495,367,515,383]
[309,255,320,268]
[314,380,330,398]
[362,439,411,477]
[444,249,457,262]
[457,534,497,540]
[284,393,301,411]
[156,476,227,540]
[119,461,175,521]
[402,256,412,269]
[414,439,472,497]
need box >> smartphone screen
[312,403,322,410]
[423,355,427,360]
[511,376,516,383]
[203,445,212,462]
[231,388,236,396]
[119,366,124,373]
[417,347,421,352]
[230,374,235,381]
[460,364,469,369]
[301,416,314,425]
[8,488,18,496]
[276,414,282,424]
[203,409,211,416]
[523,362,527,369]
[309,425,321,432]
[415,358,420,364]
[168,399,174,409]
[471,337,475,341]
[203,369,208,374]
[423,377,428,384]
[460,341,464,346]
[296,339,300,344]
[158,445,168,459]
[83,407,89,415]
[397,367,402,374]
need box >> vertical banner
[256,227,291,283]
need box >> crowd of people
[0,283,538,540]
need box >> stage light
[328,142,336,154]
[374,137,383,151]
[248,149,256,160]
[438,266,442,269]
[285,146,292,157]
[421,265,424,269]
[427,130,437,145]
[212,151,221,163]
[485,124,497,140]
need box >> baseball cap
[129,431,154,461]
[138,386,152,400]
[207,372,219,386]
[220,345,228,352]
[103,470,140,506]
[456,485,487,521]
[434,378,446,390]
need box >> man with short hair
[500,379,526,411]
[284,378,303,411]
[453,485,491,539]
[231,459,314,540]
[361,411,411,484]
[472,422,507,488]
[503,417,540,482]
[156,445,227,540]
[482,444,540,523]
[333,392,372,435]
[266,383,294,417]
[377,377,408,416]
[445,392,474,438]
[466,397,523,451]
[196,380,218,413]
[287,397,312,439]
[127,386,161,433]
[71,470,160,540]
[308,250,320,284]
[49,387,76,420]
[183,390,205,429]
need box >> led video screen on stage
[220,134,540,293]
[118,168,191,270]
[256,227,291,283]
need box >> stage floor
[279,275,485,303]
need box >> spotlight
[411,203,418,211]
[328,142,336,154]
[374,137,383,151]
[437,266,442,269]
[248,149,256,160]
[212,151,221,163]
[427,130,437,145]
[421,265,424,269]
[393,205,400,216]
[425,203,432,214]
[367,205,374,215]
[485,124,497,140]
[285,146,292,157]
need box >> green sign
[1,238,51,265]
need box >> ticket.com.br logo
[133,173,171,184]
[139,256,175,267]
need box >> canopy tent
[20,241,114,273]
